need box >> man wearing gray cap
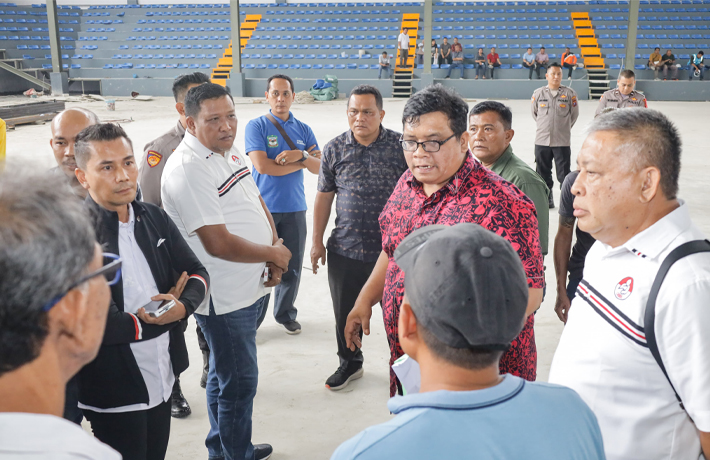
[331,223,605,460]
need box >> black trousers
[563,62,575,78]
[534,145,571,191]
[84,400,171,460]
[327,250,377,369]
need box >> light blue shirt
[524,52,535,63]
[331,375,606,460]
[244,110,319,213]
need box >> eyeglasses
[400,134,456,153]
[41,253,122,312]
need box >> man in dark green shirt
[468,101,550,256]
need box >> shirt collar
[183,131,219,160]
[269,109,294,124]
[387,374,525,414]
[118,202,135,230]
[490,144,514,175]
[345,125,385,146]
[175,120,186,137]
[406,151,477,196]
[600,201,691,260]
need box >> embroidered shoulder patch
[146,150,162,168]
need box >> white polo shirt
[161,132,273,315]
[549,202,710,460]
[0,413,120,459]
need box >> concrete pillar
[229,0,243,96]
[625,0,640,71]
[228,71,247,98]
[423,0,432,74]
[46,0,68,95]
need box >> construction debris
[295,91,316,104]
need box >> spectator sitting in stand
[689,51,704,81]
[475,48,487,80]
[523,47,535,80]
[561,48,577,79]
[660,49,678,81]
[487,47,502,79]
[648,47,662,81]
[416,43,424,66]
[440,37,452,66]
[445,38,464,80]
[534,47,549,79]
[378,51,391,79]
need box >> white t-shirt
[162,132,273,315]
[398,32,409,50]
[80,204,173,413]
[549,202,710,460]
[0,413,121,459]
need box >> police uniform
[531,85,579,196]
[594,88,647,117]
[138,121,185,208]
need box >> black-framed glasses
[41,253,122,312]
[400,134,457,153]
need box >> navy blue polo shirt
[244,110,319,213]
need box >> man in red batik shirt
[344,84,545,397]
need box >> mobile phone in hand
[149,299,176,318]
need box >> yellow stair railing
[211,14,261,86]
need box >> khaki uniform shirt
[594,89,647,117]
[138,121,185,207]
[531,85,579,147]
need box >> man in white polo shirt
[162,83,291,460]
[549,108,710,460]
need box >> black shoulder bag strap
[265,113,299,151]
[645,239,710,412]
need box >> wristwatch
[297,150,309,163]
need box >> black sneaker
[254,443,273,460]
[325,365,364,391]
[282,320,301,335]
[548,193,555,209]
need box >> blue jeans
[689,65,705,80]
[378,65,390,78]
[475,62,486,78]
[446,61,464,78]
[195,296,266,460]
[258,211,306,325]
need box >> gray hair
[0,168,96,376]
[587,108,681,199]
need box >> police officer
[137,71,211,420]
[531,62,579,208]
[594,69,647,117]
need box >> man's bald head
[50,108,99,181]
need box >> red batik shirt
[379,152,545,396]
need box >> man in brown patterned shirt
[311,85,407,391]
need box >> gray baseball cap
[394,223,528,350]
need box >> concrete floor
[5,94,710,460]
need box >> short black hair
[699,51,705,55]
[402,84,468,138]
[418,320,503,370]
[348,84,383,110]
[541,46,546,50]
[184,82,233,119]
[469,101,513,131]
[382,51,387,55]
[75,123,134,169]
[589,108,681,200]
[266,74,295,93]
[619,69,636,79]
[548,62,562,69]
[655,47,660,50]
[172,72,211,103]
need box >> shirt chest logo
[267,135,279,148]
[231,154,242,166]
[614,277,634,300]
